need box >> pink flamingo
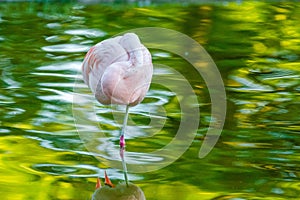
[82,33,153,184]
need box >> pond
[0,1,300,200]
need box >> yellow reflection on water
[0,136,92,200]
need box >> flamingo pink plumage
[82,33,153,106]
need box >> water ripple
[36,61,81,72]
[228,75,274,92]
[38,88,75,103]
[64,29,106,38]
[32,163,100,177]
[41,44,90,53]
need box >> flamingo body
[82,33,153,106]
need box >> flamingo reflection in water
[82,33,153,199]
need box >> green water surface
[0,1,300,200]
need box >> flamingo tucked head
[82,33,153,106]
[92,172,146,200]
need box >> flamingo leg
[120,105,129,146]
[120,105,129,186]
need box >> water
[1,1,300,200]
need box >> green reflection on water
[0,1,300,200]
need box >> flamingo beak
[95,177,101,189]
[104,171,115,188]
